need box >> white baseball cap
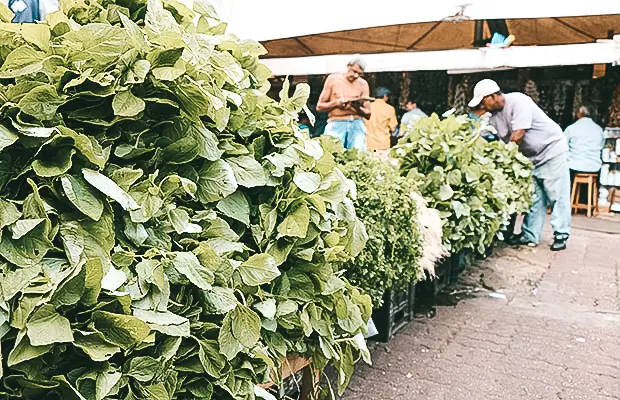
[468,79,501,108]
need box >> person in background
[470,79,570,251]
[400,97,428,130]
[468,106,498,142]
[298,114,313,137]
[8,0,39,22]
[564,105,604,185]
[316,55,371,149]
[365,87,398,159]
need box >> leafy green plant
[0,1,371,398]
[483,140,534,217]
[335,148,424,308]
[394,114,533,255]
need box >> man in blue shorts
[316,56,371,149]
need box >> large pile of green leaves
[0,1,372,398]
[483,140,534,217]
[394,114,533,255]
[336,148,424,309]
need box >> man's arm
[389,107,398,133]
[355,80,371,119]
[509,97,534,146]
[510,129,526,145]
[316,76,341,113]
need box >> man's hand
[347,97,371,119]
[510,129,525,145]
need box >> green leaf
[226,156,267,188]
[111,168,144,191]
[448,170,462,185]
[0,45,45,78]
[126,356,160,382]
[125,60,151,85]
[61,174,104,221]
[0,124,18,151]
[253,298,276,320]
[26,304,74,346]
[198,340,226,378]
[112,90,146,117]
[0,218,53,266]
[18,84,65,121]
[200,287,237,314]
[32,147,75,177]
[0,199,21,229]
[196,160,238,203]
[82,168,140,211]
[171,252,213,290]
[293,172,321,193]
[7,329,51,366]
[230,305,261,348]
[237,253,280,286]
[168,208,202,234]
[0,264,42,300]
[216,192,250,226]
[92,311,151,350]
[10,218,45,239]
[57,126,107,169]
[218,311,243,360]
[21,24,51,51]
[282,83,310,112]
[188,121,223,162]
[51,262,86,307]
[277,203,310,238]
[59,211,115,269]
[187,378,214,399]
[133,309,190,337]
[439,184,454,201]
[74,330,121,361]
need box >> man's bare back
[317,73,370,121]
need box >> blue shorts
[324,119,366,150]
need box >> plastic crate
[449,251,466,284]
[372,281,416,342]
[414,254,453,313]
[433,255,453,294]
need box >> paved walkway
[343,216,620,400]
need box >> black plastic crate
[431,255,452,294]
[449,251,466,284]
[414,254,453,314]
[372,282,416,342]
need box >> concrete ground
[343,215,620,400]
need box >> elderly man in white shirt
[564,105,604,176]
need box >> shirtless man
[316,56,371,149]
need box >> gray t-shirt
[491,92,568,167]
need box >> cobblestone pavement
[343,216,620,400]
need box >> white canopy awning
[261,39,620,76]
[212,0,620,43]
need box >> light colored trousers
[324,119,366,150]
[521,152,571,244]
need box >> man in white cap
[469,79,570,251]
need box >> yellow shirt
[364,99,397,150]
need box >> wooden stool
[571,173,598,217]
[608,187,620,213]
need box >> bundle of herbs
[394,114,533,256]
[0,0,371,398]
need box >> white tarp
[212,0,620,42]
[261,40,620,76]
